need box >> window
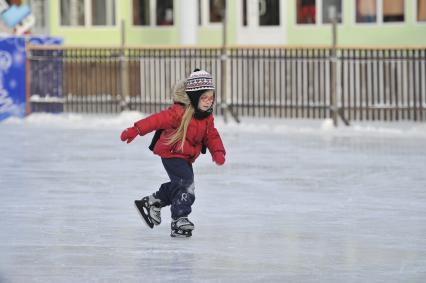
[133,0,174,26]
[356,0,377,23]
[198,0,202,25]
[418,0,426,21]
[297,0,341,25]
[27,0,48,32]
[60,0,84,26]
[60,0,116,26]
[297,0,316,24]
[198,0,227,26]
[322,0,342,23]
[210,0,225,23]
[156,0,173,25]
[242,0,247,26]
[92,0,115,26]
[383,0,404,22]
[259,0,280,26]
[133,0,149,25]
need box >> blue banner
[0,36,63,121]
[28,36,63,46]
[0,37,26,121]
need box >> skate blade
[134,200,154,229]
[170,233,192,239]
[170,230,192,238]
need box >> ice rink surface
[1,113,426,283]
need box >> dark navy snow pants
[153,158,195,220]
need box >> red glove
[120,127,139,144]
[212,151,225,166]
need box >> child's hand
[212,151,225,166]
[120,127,139,144]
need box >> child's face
[198,90,214,111]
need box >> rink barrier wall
[26,46,426,122]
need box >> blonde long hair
[166,80,194,150]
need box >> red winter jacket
[134,103,226,163]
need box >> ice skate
[170,217,194,238]
[134,195,162,229]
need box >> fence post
[330,6,338,127]
[25,39,31,116]
[120,19,130,111]
[221,7,228,122]
[329,7,350,126]
[220,4,240,123]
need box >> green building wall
[287,0,426,47]
[47,0,425,47]
[48,0,238,46]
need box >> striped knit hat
[185,69,215,92]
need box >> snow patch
[2,111,146,129]
[2,112,426,138]
[320,119,335,131]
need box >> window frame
[321,0,344,24]
[59,0,86,27]
[295,0,345,26]
[237,0,286,45]
[91,0,117,26]
[415,0,426,24]
[28,0,50,34]
[258,0,282,27]
[353,0,378,25]
[240,0,283,29]
[199,0,225,27]
[59,0,117,28]
[132,0,175,28]
[353,0,407,26]
[382,0,406,24]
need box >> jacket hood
[172,80,190,106]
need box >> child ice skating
[120,69,226,238]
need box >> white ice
[1,113,426,283]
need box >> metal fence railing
[228,48,333,119]
[340,49,425,121]
[27,46,426,122]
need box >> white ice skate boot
[171,217,194,238]
[134,195,162,229]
